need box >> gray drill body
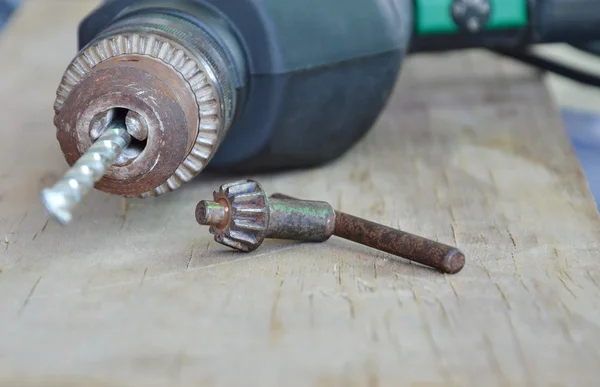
[77,0,413,172]
[43,0,600,223]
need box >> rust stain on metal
[54,55,198,197]
[333,212,464,274]
[266,198,336,242]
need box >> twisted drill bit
[41,123,131,225]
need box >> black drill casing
[78,0,412,173]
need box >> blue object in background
[561,108,600,210]
[0,0,18,31]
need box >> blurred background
[1,0,598,208]
[0,0,15,30]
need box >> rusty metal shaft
[333,212,464,274]
[196,180,465,274]
[269,194,464,274]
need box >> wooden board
[1,1,600,386]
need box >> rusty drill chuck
[196,180,466,274]
[53,12,241,198]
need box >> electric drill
[41,0,600,224]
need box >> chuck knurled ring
[53,15,235,198]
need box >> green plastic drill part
[416,0,528,35]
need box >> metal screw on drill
[41,121,131,225]
[124,111,149,142]
[196,180,466,274]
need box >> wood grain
[1,2,599,386]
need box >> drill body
[44,0,600,224]
[75,0,413,174]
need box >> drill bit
[195,180,465,274]
[41,123,131,225]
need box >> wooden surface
[1,2,600,386]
